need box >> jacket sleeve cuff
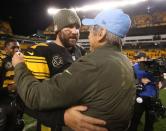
[14,62,27,72]
[54,109,65,126]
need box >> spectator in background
[0,39,24,131]
[12,8,136,131]
[129,52,158,131]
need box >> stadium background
[0,0,166,130]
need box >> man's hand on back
[64,105,108,131]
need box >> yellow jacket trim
[24,56,50,79]
[31,43,48,49]
[5,70,14,77]
[3,80,15,88]
[41,125,51,131]
[24,56,46,60]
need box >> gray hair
[91,25,122,49]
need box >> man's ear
[97,28,106,42]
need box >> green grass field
[23,89,166,131]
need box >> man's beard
[58,31,78,48]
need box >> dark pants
[0,108,6,131]
[17,96,63,131]
[129,97,156,131]
[0,99,18,131]
[0,92,24,131]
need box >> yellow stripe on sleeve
[41,125,51,131]
[24,56,50,79]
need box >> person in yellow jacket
[0,39,24,131]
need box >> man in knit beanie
[15,9,107,131]
[53,9,81,32]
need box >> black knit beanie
[53,9,81,32]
